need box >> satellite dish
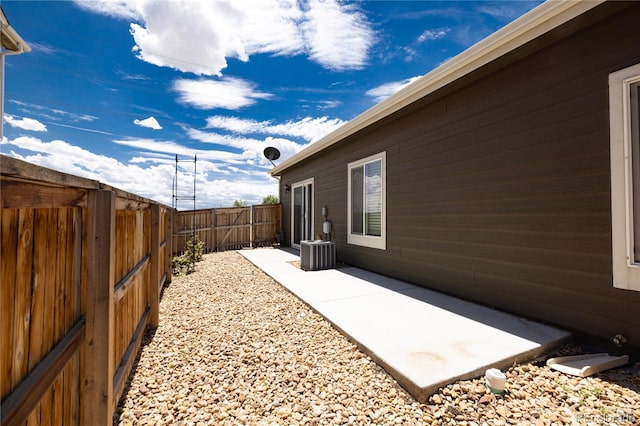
[263,146,281,161]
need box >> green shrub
[185,234,205,263]
[172,234,205,275]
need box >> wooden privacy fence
[174,204,282,254]
[0,156,171,426]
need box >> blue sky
[1,0,541,208]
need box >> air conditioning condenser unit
[300,240,336,271]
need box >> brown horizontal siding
[394,234,609,275]
[391,150,610,199]
[280,2,640,344]
[473,273,638,331]
[390,93,609,177]
[394,226,609,256]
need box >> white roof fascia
[1,7,32,53]
[270,0,605,176]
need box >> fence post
[250,205,255,248]
[211,208,217,252]
[149,204,160,328]
[165,207,172,285]
[83,189,115,426]
[173,208,181,255]
[278,204,283,245]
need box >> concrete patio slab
[239,248,571,402]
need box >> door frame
[290,178,314,249]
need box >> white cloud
[301,0,374,71]
[112,137,251,164]
[402,46,419,63]
[129,153,175,164]
[231,0,305,57]
[477,2,541,21]
[28,42,61,56]
[75,0,374,74]
[365,76,422,103]
[1,136,169,199]
[417,28,450,43]
[317,100,341,110]
[205,115,345,142]
[74,0,142,20]
[50,109,98,122]
[10,100,98,122]
[117,70,151,81]
[4,115,48,132]
[134,116,162,130]
[261,116,344,142]
[186,128,305,167]
[189,175,277,209]
[205,116,265,134]
[173,77,273,110]
[2,136,277,207]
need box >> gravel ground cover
[115,250,639,426]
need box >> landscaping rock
[114,251,640,425]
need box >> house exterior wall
[279,2,640,345]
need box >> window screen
[350,159,382,237]
[351,166,364,234]
[364,160,382,236]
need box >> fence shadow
[112,327,158,424]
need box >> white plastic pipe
[485,368,506,394]
[0,42,25,140]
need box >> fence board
[113,308,148,407]
[1,209,18,399]
[0,179,87,209]
[50,375,62,426]
[40,210,57,426]
[12,209,34,393]
[29,210,48,374]
[68,358,79,426]
[67,210,82,426]
[54,209,67,346]
[43,209,57,357]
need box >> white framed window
[348,152,386,250]
[609,63,640,291]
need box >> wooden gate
[174,204,282,253]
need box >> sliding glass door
[291,179,313,248]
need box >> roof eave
[1,7,32,53]
[270,0,604,177]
